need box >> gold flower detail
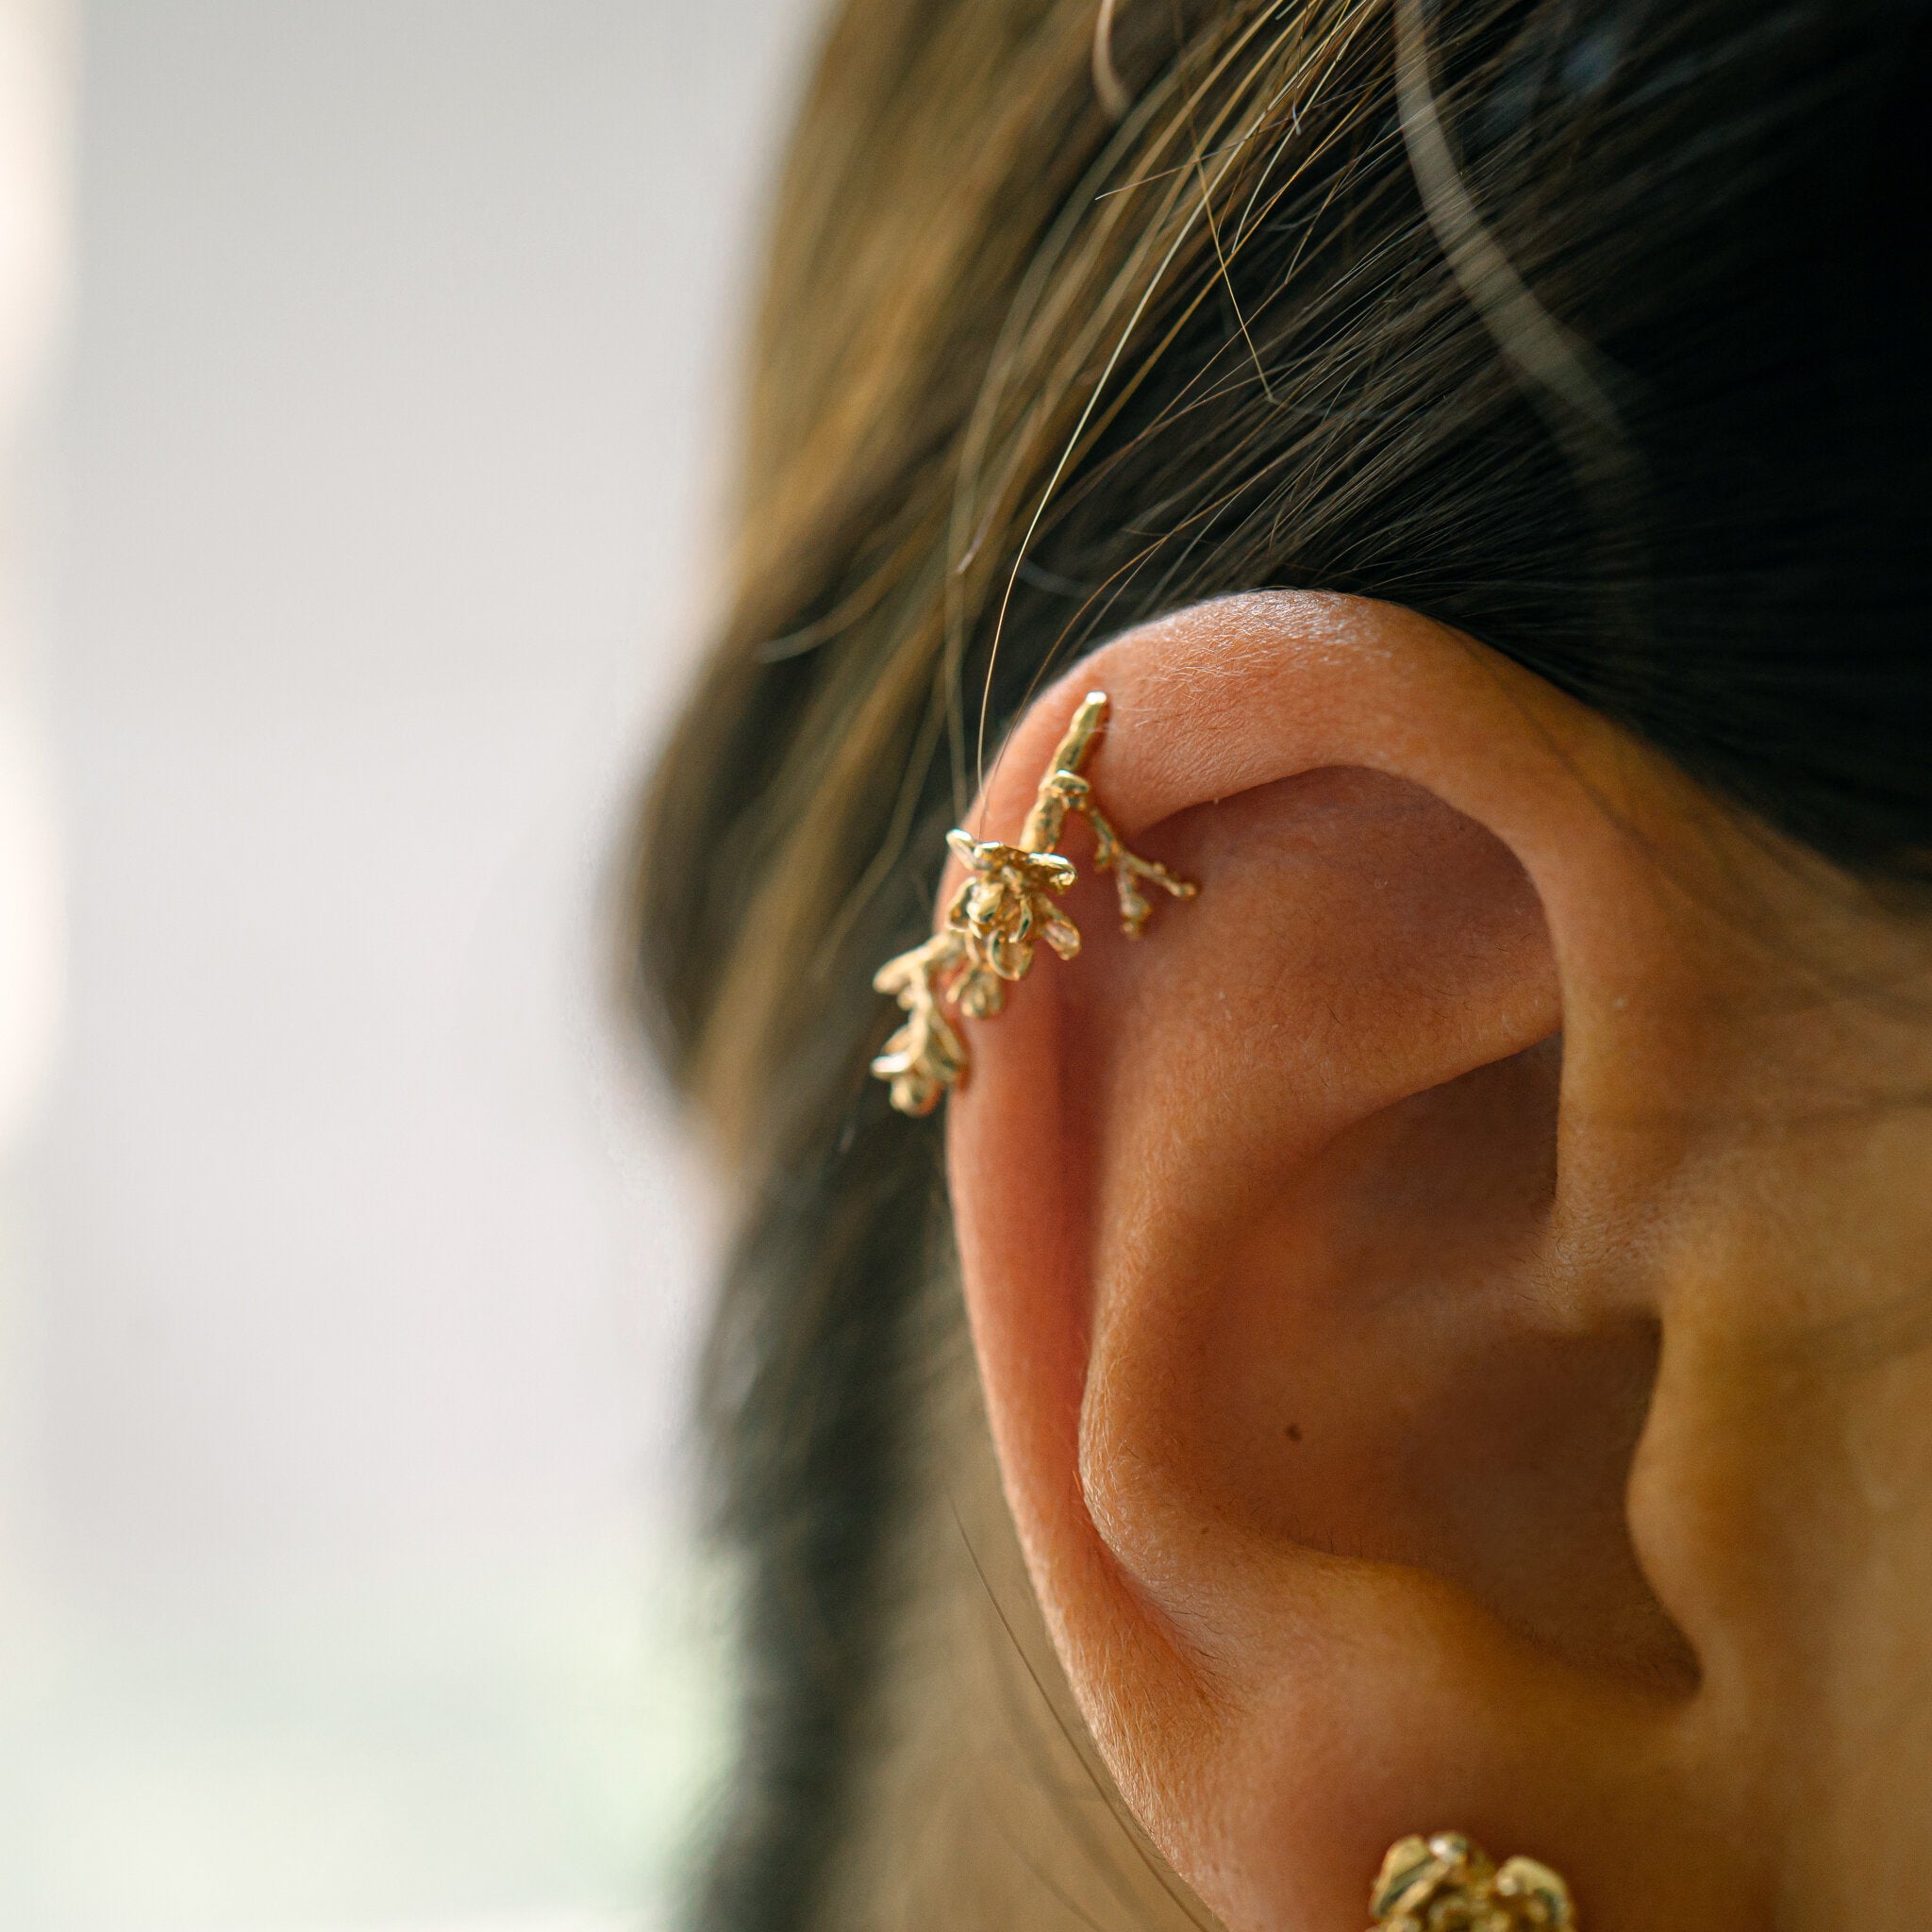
[871,691,1197,1116]
[1370,1834,1575,1932]
[943,831,1080,1016]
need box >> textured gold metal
[1369,1833,1575,1932]
[871,691,1197,1116]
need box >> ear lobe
[945,593,1759,1932]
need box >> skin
[943,591,1932,1932]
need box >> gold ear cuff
[1370,1834,1575,1932]
[871,691,1197,1116]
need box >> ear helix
[870,691,1198,1115]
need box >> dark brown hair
[631,3,1932,1926]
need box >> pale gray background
[0,3,823,1926]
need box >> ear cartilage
[870,690,1198,1117]
[1369,1833,1576,1932]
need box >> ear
[944,591,1932,1932]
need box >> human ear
[943,591,1932,1932]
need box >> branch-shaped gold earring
[871,691,1197,1117]
[1369,1834,1576,1932]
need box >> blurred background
[0,2,822,1926]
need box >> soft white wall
[0,3,823,1927]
